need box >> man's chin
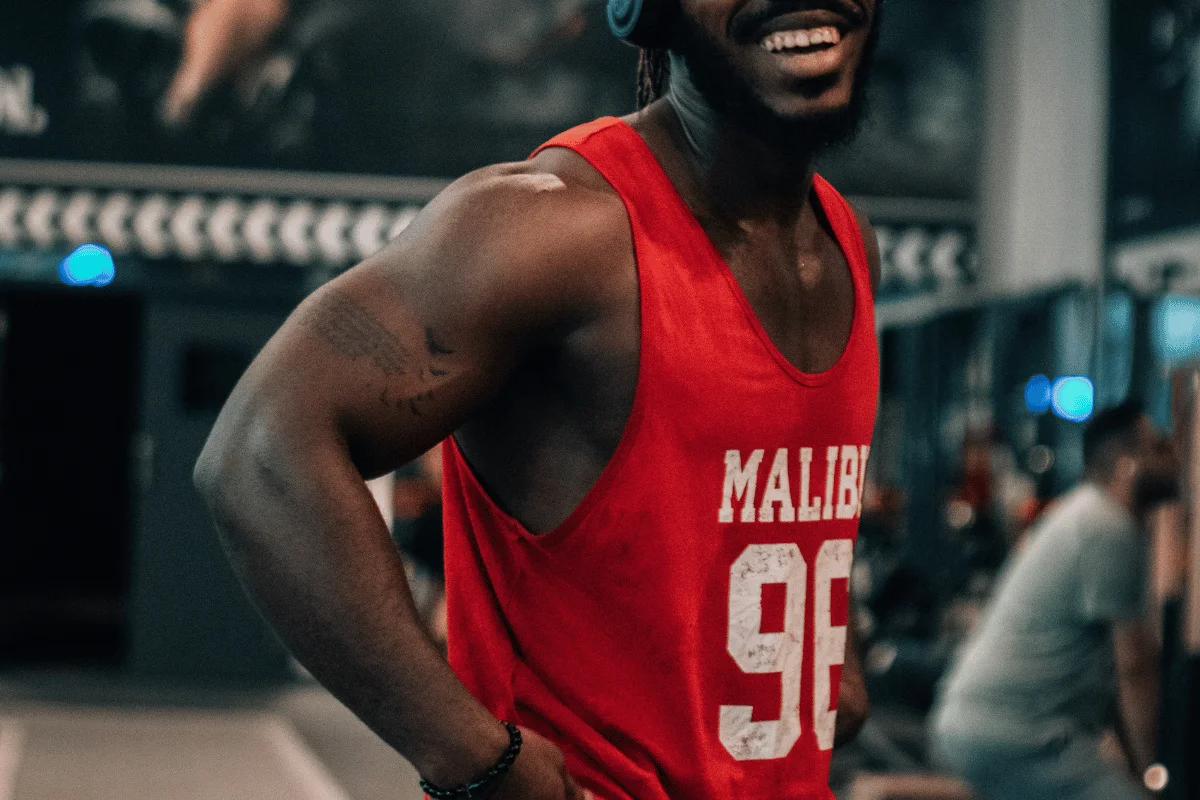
[733,101,865,155]
[671,24,871,158]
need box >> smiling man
[195,1,883,798]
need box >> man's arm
[1112,619,1161,777]
[835,601,869,746]
[194,161,624,799]
[163,0,290,126]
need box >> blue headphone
[606,0,676,48]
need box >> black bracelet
[419,721,522,799]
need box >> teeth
[759,26,840,53]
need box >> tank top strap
[530,117,724,374]
[530,116,709,263]
[811,173,877,354]
[811,174,871,289]
[531,118,876,384]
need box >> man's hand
[490,728,592,800]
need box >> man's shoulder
[384,153,635,333]
[1070,484,1138,541]
[431,152,630,265]
[1026,485,1139,573]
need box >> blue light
[1151,296,1200,362]
[1025,374,1052,414]
[1052,376,1094,422]
[58,244,115,287]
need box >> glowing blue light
[1151,296,1200,362]
[1025,374,1052,414]
[58,244,115,287]
[1052,376,1094,422]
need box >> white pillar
[979,0,1110,297]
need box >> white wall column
[979,0,1111,297]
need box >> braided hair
[636,48,670,108]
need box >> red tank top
[442,117,879,800]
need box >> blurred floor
[0,673,969,800]
[0,675,423,800]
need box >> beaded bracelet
[419,722,523,799]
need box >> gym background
[0,0,1197,798]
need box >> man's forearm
[835,607,869,746]
[197,429,507,787]
[1116,667,1159,776]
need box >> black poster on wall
[0,0,638,178]
[1110,0,1200,239]
[0,0,982,198]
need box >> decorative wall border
[0,159,977,294]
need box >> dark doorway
[0,285,142,667]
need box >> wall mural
[2,0,983,199]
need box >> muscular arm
[1112,619,1161,777]
[194,163,620,791]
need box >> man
[195,0,883,797]
[933,402,1178,800]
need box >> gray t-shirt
[939,484,1147,732]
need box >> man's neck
[652,81,818,230]
[1094,475,1137,516]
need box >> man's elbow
[192,401,274,518]
[193,419,242,511]
[193,439,222,503]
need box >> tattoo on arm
[379,388,438,416]
[377,331,457,413]
[425,327,455,357]
[300,289,461,419]
[301,289,412,377]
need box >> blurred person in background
[159,0,290,128]
[932,401,1180,800]
[195,0,885,798]
[150,0,635,171]
[159,0,594,128]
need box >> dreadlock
[636,48,671,108]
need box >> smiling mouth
[759,25,841,54]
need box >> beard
[667,6,880,159]
[1135,471,1180,514]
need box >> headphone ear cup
[607,0,675,49]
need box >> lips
[733,0,866,44]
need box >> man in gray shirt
[933,401,1178,799]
